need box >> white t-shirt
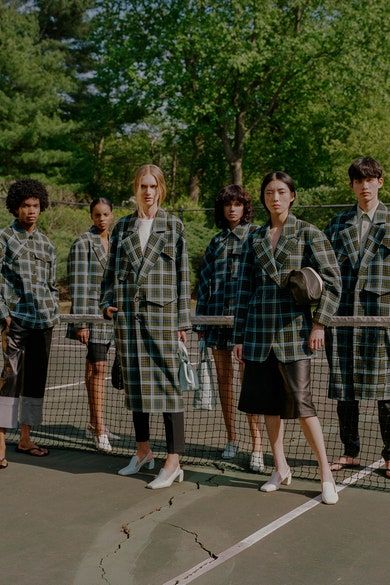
[137,218,154,254]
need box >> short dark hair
[214,184,253,228]
[260,171,296,213]
[348,157,383,182]
[6,178,49,217]
[90,197,113,214]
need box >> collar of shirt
[357,202,379,223]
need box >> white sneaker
[249,451,265,472]
[86,424,120,440]
[94,434,112,453]
[221,441,239,459]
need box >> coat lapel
[339,208,360,269]
[121,215,143,276]
[273,214,299,269]
[252,224,279,284]
[359,202,389,270]
[137,209,168,285]
[89,228,107,269]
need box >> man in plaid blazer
[325,157,390,477]
[0,179,59,467]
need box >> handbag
[287,266,323,305]
[193,339,217,410]
[178,340,198,392]
[111,350,124,390]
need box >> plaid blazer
[0,220,59,328]
[233,214,341,363]
[195,223,257,347]
[66,226,113,344]
[100,208,191,412]
[325,202,390,400]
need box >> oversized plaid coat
[100,208,191,412]
[233,214,341,363]
[66,226,113,344]
[0,220,59,328]
[324,202,390,400]
[195,223,257,347]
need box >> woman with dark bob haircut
[233,171,342,503]
[195,184,264,471]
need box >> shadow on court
[2,448,389,585]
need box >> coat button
[134,295,139,302]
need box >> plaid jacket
[195,223,257,347]
[233,214,341,363]
[325,202,390,400]
[100,208,191,412]
[0,220,59,328]
[66,226,113,344]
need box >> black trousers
[132,411,185,454]
[337,400,390,461]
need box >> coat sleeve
[176,227,192,331]
[67,237,90,329]
[232,238,255,344]
[306,228,341,326]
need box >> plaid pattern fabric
[233,214,341,363]
[0,221,59,328]
[325,202,390,400]
[100,209,191,412]
[195,223,257,347]
[66,226,113,344]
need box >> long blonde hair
[133,164,167,208]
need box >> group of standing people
[0,158,388,505]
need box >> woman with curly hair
[195,185,264,471]
[0,179,59,468]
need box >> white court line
[46,376,111,391]
[162,459,384,585]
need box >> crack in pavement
[166,522,218,560]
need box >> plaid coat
[325,202,390,400]
[100,208,191,412]
[66,226,113,344]
[0,220,59,328]
[195,223,257,347]
[233,214,341,363]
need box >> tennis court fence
[4,315,389,491]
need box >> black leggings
[132,411,185,454]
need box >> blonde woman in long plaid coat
[100,164,191,489]
[233,171,341,504]
[67,198,115,453]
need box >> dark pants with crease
[337,400,390,461]
[132,411,185,454]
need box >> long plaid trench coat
[195,223,257,347]
[233,214,341,363]
[100,208,191,412]
[0,221,59,328]
[66,226,113,344]
[324,202,390,400]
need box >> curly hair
[215,184,254,229]
[6,179,49,217]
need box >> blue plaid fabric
[0,220,59,328]
[325,202,390,400]
[100,209,191,413]
[233,214,341,363]
[195,223,257,348]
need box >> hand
[233,344,244,364]
[76,328,89,345]
[308,322,325,351]
[178,330,187,343]
[104,306,118,320]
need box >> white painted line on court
[46,376,111,391]
[162,458,384,585]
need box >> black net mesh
[4,315,389,490]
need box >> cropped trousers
[132,411,185,454]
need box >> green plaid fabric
[195,223,257,347]
[0,220,59,328]
[67,226,113,344]
[233,214,341,363]
[100,209,191,412]
[325,202,390,400]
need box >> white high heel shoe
[118,453,155,476]
[146,465,184,489]
[321,480,339,504]
[260,467,292,492]
[249,451,265,472]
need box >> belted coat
[325,202,390,400]
[100,209,191,412]
[66,226,113,344]
[233,214,341,363]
